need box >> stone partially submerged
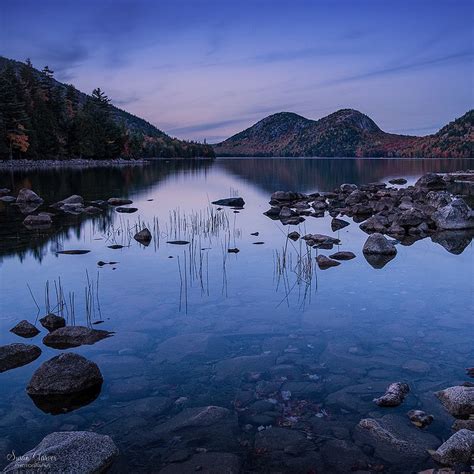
[27,353,103,413]
[10,320,40,338]
[430,429,474,466]
[39,313,66,332]
[23,213,52,229]
[316,255,341,269]
[3,431,119,474]
[0,343,41,372]
[134,227,152,245]
[363,233,397,255]
[435,385,474,417]
[211,197,245,207]
[373,382,409,407]
[43,326,113,349]
[432,198,474,230]
[16,188,43,203]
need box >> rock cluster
[264,172,474,251]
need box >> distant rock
[363,233,397,255]
[228,248,240,253]
[10,320,40,338]
[373,382,409,407]
[116,207,138,213]
[3,431,118,474]
[329,251,355,260]
[108,197,133,206]
[435,385,474,417]
[211,197,245,207]
[27,352,103,396]
[39,313,66,332]
[0,187,11,195]
[166,240,190,245]
[56,250,91,255]
[108,244,126,249]
[0,195,16,203]
[16,188,43,203]
[316,255,341,269]
[430,429,474,466]
[389,178,407,185]
[134,227,152,245]
[432,198,474,230]
[0,343,41,372]
[43,326,113,349]
[23,213,52,229]
[415,173,447,190]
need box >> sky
[1,0,473,142]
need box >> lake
[0,157,473,473]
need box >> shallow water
[0,158,473,472]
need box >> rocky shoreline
[0,158,149,171]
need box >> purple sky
[1,0,473,142]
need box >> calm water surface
[0,158,473,473]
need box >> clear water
[0,158,473,472]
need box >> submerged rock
[452,419,474,432]
[407,409,433,428]
[316,255,341,269]
[16,188,43,203]
[155,406,231,434]
[435,385,474,417]
[10,320,40,338]
[3,431,118,474]
[363,233,397,255]
[108,244,126,249]
[228,248,240,253]
[355,415,438,464]
[43,326,113,349]
[108,197,133,206]
[134,227,152,245]
[27,353,103,396]
[0,195,16,203]
[159,452,241,474]
[166,240,190,245]
[0,343,41,372]
[39,313,66,332]
[432,198,474,230]
[329,251,356,260]
[430,429,474,466]
[211,197,245,207]
[373,382,409,407]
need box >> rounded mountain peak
[322,109,381,133]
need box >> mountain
[0,56,214,160]
[213,109,473,158]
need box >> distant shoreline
[0,158,150,171]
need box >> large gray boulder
[430,429,474,466]
[43,326,113,349]
[27,353,103,395]
[16,188,43,203]
[362,233,397,255]
[3,431,118,473]
[0,343,41,372]
[435,385,474,417]
[432,198,474,230]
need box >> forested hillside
[0,57,214,160]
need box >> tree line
[0,59,214,160]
